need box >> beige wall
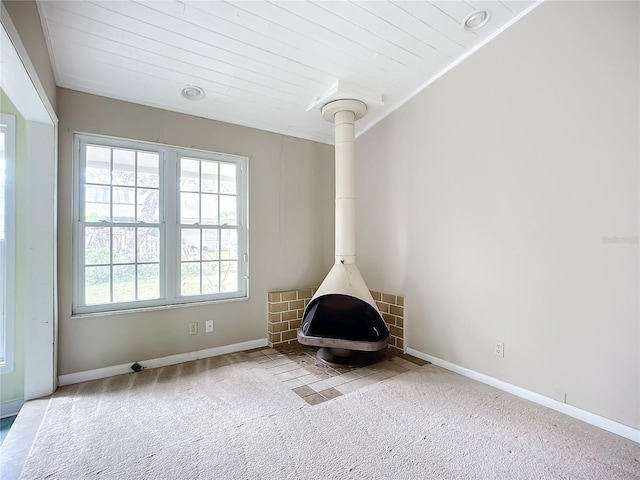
[57,88,334,375]
[356,1,639,429]
[2,0,57,110]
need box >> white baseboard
[406,348,640,444]
[58,338,268,387]
[1,398,24,418]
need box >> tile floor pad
[247,343,430,405]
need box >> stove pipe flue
[329,101,363,266]
[297,100,389,364]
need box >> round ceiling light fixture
[181,85,205,101]
[463,10,491,31]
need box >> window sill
[70,295,249,319]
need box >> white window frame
[73,134,248,315]
[0,113,16,373]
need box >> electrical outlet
[495,341,504,358]
[189,322,198,335]
[205,320,214,333]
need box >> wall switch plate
[189,322,198,335]
[495,341,504,358]
[205,320,214,333]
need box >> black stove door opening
[301,294,389,343]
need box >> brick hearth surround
[267,288,405,351]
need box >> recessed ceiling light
[463,10,491,31]
[181,85,205,101]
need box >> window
[74,135,247,314]
[0,113,16,372]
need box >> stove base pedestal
[316,347,373,368]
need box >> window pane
[85,145,111,185]
[180,158,199,192]
[0,127,6,366]
[112,149,136,186]
[137,188,159,223]
[84,185,110,221]
[201,194,218,225]
[113,264,135,302]
[138,227,159,263]
[0,137,4,241]
[202,161,218,193]
[113,187,135,222]
[85,227,110,265]
[112,227,135,264]
[85,266,111,305]
[181,229,200,261]
[0,132,4,359]
[220,195,237,225]
[202,262,220,294]
[220,261,237,292]
[180,192,200,224]
[202,229,219,260]
[137,264,159,300]
[220,163,236,194]
[220,229,237,260]
[181,262,200,296]
[137,152,159,188]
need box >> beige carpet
[16,349,640,479]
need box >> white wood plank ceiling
[38,0,540,144]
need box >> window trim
[0,113,16,373]
[73,133,248,315]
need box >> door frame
[1,3,58,401]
